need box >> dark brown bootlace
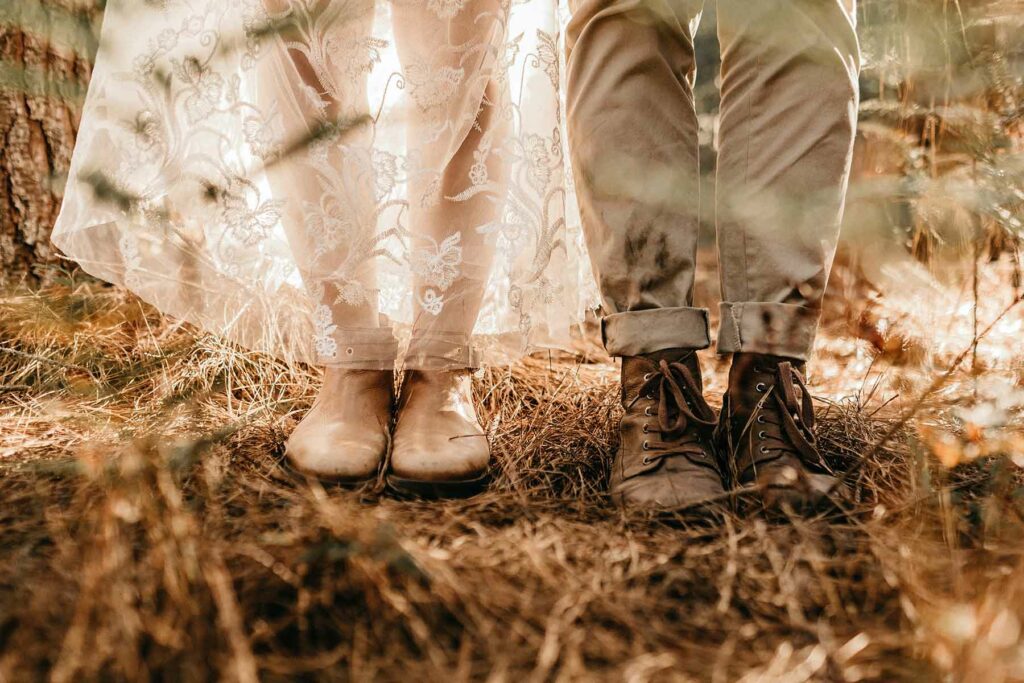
[631,359,717,469]
[752,361,831,474]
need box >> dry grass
[2,279,1024,682]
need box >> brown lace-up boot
[609,350,725,509]
[720,353,842,511]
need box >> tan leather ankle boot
[609,350,725,509]
[285,368,394,483]
[388,369,490,498]
[719,353,844,511]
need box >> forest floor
[2,260,1024,682]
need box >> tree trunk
[0,2,97,282]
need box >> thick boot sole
[386,471,490,499]
[281,457,382,489]
[610,486,730,512]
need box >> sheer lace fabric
[54,0,596,369]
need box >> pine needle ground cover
[2,274,1023,682]
[2,2,1023,678]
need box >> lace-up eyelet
[755,382,767,393]
[758,430,767,439]
[756,414,766,424]
[642,424,650,433]
[643,373,653,381]
[644,393,654,400]
[643,407,653,417]
[760,446,771,454]
[642,441,651,450]
[642,456,652,465]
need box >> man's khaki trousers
[566,0,860,361]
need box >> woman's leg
[387,0,511,495]
[392,0,509,368]
[260,0,395,481]
[259,0,394,358]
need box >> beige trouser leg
[566,0,860,361]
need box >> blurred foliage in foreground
[847,0,1023,265]
[1,1,1024,681]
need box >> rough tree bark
[0,2,97,282]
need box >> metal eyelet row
[757,413,772,453]
[755,382,767,393]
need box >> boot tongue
[644,348,697,362]
[651,359,715,433]
[726,354,765,416]
[641,349,702,391]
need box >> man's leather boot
[720,353,843,511]
[609,350,725,509]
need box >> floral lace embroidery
[404,63,465,112]
[313,304,339,360]
[220,183,285,248]
[53,0,598,368]
[427,0,468,19]
[409,232,463,292]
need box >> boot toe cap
[390,434,490,481]
[758,464,847,512]
[610,464,725,510]
[285,424,386,481]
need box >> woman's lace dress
[53,0,596,369]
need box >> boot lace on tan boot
[721,354,843,511]
[609,351,725,509]
[285,368,394,483]
[388,369,490,498]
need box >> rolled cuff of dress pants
[716,302,821,361]
[601,307,712,357]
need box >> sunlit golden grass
[2,275,1023,681]
[2,0,1023,678]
